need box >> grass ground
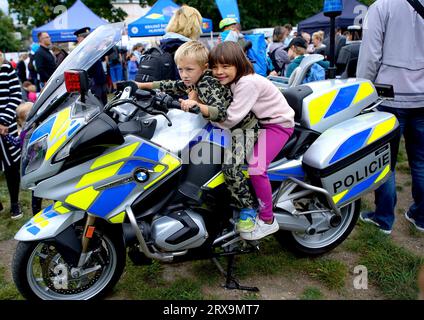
[0,139,423,300]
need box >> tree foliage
[147,0,374,31]
[8,0,376,32]
[8,0,127,27]
[0,10,20,52]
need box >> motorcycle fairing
[15,202,85,241]
[33,136,182,221]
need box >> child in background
[127,53,138,81]
[285,37,329,81]
[16,102,43,215]
[22,81,37,103]
[185,42,295,240]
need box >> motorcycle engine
[151,209,208,251]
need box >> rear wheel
[12,228,125,300]
[275,200,360,256]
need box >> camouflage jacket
[153,70,258,130]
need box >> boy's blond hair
[16,102,33,127]
[174,41,209,68]
[166,6,203,40]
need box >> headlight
[22,136,48,175]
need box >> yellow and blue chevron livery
[62,140,181,221]
[29,106,83,161]
[304,80,378,132]
[24,202,71,236]
[330,115,397,164]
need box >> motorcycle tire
[275,199,361,257]
[12,229,126,300]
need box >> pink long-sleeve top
[213,73,295,130]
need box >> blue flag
[215,0,240,22]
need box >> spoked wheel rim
[291,202,356,249]
[26,233,117,300]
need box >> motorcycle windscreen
[302,112,401,207]
[26,23,124,126]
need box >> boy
[137,41,235,123]
[135,40,259,231]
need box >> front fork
[77,215,97,268]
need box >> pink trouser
[248,124,294,222]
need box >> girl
[137,41,259,227]
[184,42,295,240]
[22,81,37,103]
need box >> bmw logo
[134,169,149,183]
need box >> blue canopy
[215,0,240,22]
[128,0,212,37]
[298,0,368,35]
[32,0,107,42]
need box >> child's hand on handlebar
[179,99,199,112]
[188,90,201,103]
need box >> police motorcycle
[12,23,400,300]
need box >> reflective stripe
[154,164,165,172]
[333,190,349,204]
[50,108,71,141]
[374,165,391,184]
[206,172,225,189]
[324,85,359,119]
[45,135,67,160]
[367,117,397,145]
[91,142,140,169]
[76,162,125,189]
[353,82,375,105]
[308,90,337,125]
[109,212,126,224]
[144,154,181,190]
[65,187,100,210]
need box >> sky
[0,0,8,14]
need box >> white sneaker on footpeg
[240,218,279,241]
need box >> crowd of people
[0,0,423,245]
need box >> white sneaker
[240,218,279,241]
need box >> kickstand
[212,256,259,292]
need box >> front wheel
[275,200,360,256]
[12,228,125,300]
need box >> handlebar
[153,92,201,114]
[115,82,202,115]
[106,86,201,127]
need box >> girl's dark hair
[209,42,254,84]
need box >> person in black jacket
[74,27,108,105]
[34,32,56,89]
[16,53,28,83]
[0,51,23,220]
[138,6,203,82]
